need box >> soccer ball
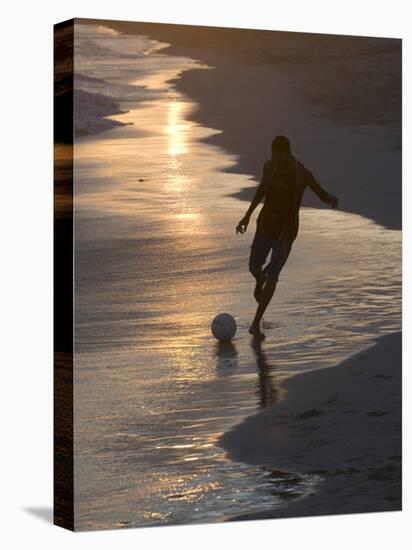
[211,313,237,342]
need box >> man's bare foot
[253,280,264,303]
[248,322,265,340]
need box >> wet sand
[220,332,402,519]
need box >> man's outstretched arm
[236,162,269,234]
[306,170,339,209]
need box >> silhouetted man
[236,136,338,340]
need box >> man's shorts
[249,231,292,281]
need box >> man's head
[271,135,292,170]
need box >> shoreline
[219,332,402,520]
[87,18,402,230]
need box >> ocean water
[72,24,401,530]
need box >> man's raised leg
[253,271,265,303]
[249,275,278,339]
[249,232,270,304]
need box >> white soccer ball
[211,313,237,342]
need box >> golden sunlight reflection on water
[166,100,190,156]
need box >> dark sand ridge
[78,18,401,230]
[220,332,402,519]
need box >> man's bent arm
[245,182,265,218]
[306,170,335,205]
[244,162,269,218]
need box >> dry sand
[219,332,402,519]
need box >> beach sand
[219,332,402,519]
[70,20,402,526]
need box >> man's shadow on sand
[251,338,280,407]
[215,338,279,408]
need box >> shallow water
[72,24,401,530]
